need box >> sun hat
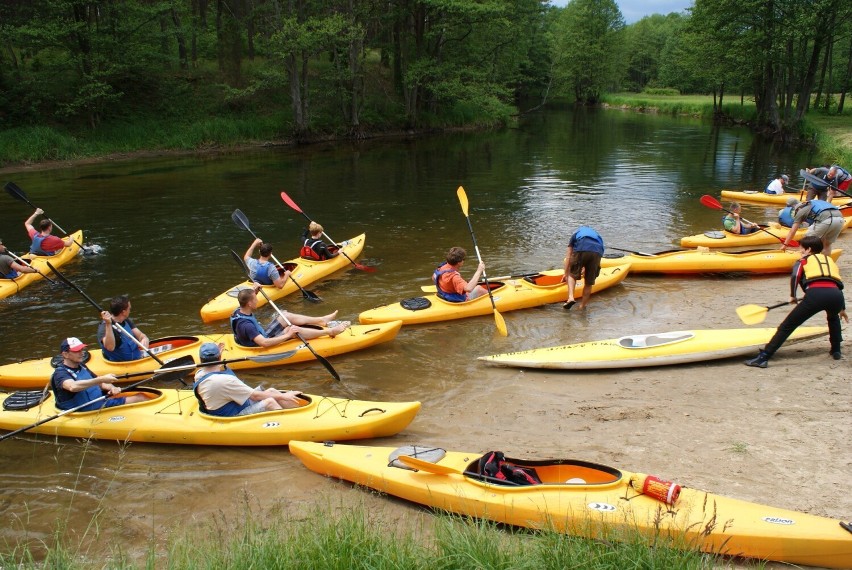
[781,174,789,183]
[786,197,799,207]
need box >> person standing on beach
[562,226,604,311]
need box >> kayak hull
[477,326,829,369]
[289,441,852,569]
[601,248,842,274]
[720,189,852,207]
[0,230,83,301]
[0,321,403,389]
[0,390,420,445]
[200,234,367,323]
[358,266,630,326]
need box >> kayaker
[804,166,831,201]
[827,164,851,198]
[780,199,844,253]
[300,222,339,261]
[722,202,759,235]
[51,337,150,411]
[24,207,72,256]
[432,246,487,302]
[98,295,150,362]
[562,226,604,310]
[192,342,303,416]
[0,239,38,279]
[230,288,349,348]
[243,238,290,288]
[765,174,789,195]
[745,235,847,368]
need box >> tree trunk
[172,8,188,70]
[838,34,852,114]
[793,34,823,123]
[823,37,833,111]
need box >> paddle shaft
[231,209,320,302]
[6,250,58,284]
[606,246,657,257]
[45,262,165,365]
[109,350,299,380]
[279,192,374,272]
[230,250,340,382]
[5,182,91,253]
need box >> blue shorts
[76,397,127,412]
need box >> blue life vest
[433,263,467,303]
[252,260,275,285]
[29,234,55,256]
[778,207,795,228]
[230,309,264,347]
[51,364,102,410]
[101,320,143,362]
[193,368,252,416]
[804,200,838,223]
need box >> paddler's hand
[101,310,112,323]
[841,310,849,323]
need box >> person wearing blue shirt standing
[562,226,604,311]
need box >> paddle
[607,246,658,257]
[456,186,508,337]
[107,349,301,381]
[699,195,799,247]
[45,261,165,365]
[231,209,322,303]
[230,249,341,382]
[800,169,852,199]
[279,191,376,272]
[5,249,58,284]
[420,272,541,293]
[735,301,791,325]
[397,455,521,485]
[4,181,96,255]
[0,357,194,443]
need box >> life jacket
[802,200,839,223]
[479,451,541,486]
[722,215,756,234]
[300,237,326,261]
[51,363,102,410]
[193,368,251,416]
[830,166,850,182]
[252,260,275,285]
[230,309,264,347]
[101,320,143,362]
[801,254,843,289]
[29,234,55,256]
[778,207,795,228]
[432,263,467,303]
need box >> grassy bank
[0,500,724,569]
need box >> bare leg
[277,310,338,327]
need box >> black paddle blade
[231,249,251,279]
[4,181,28,203]
[150,355,196,384]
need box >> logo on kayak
[762,516,794,525]
[108,416,125,422]
[262,421,280,429]
[587,502,616,512]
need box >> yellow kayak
[290,441,852,569]
[0,390,420,445]
[200,234,367,323]
[478,326,828,369]
[679,219,852,248]
[0,321,402,389]
[0,230,83,301]
[358,266,630,326]
[720,189,852,207]
[601,248,842,274]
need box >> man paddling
[0,239,38,279]
[243,238,290,288]
[98,295,150,362]
[24,208,72,256]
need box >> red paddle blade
[280,191,303,214]
[699,195,723,209]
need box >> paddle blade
[231,209,252,233]
[231,249,252,280]
[151,355,196,383]
[4,181,28,203]
[736,304,769,325]
[280,191,304,214]
[397,454,460,475]
[699,195,723,210]
[456,186,469,217]
[493,309,508,337]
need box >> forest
[0,0,850,160]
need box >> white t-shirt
[765,179,784,194]
[194,369,253,410]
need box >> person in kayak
[777,197,810,229]
[562,226,604,310]
[243,238,290,288]
[230,288,349,347]
[98,295,150,362]
[51,337,150,411]
[745,235,847,368]
[722,202,759,235]
[300,222,339,261]
[0,239,39,279]
[432,246,486,303]
[24,208,73,256]
[780,199,844,253]
[193,342,303,416]
[765,174,789,194]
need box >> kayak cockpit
[463,456,623,486]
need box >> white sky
[549,1,694,24]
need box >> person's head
[728,202,741,213]
[308,221,323,237]
[237,288,257,309]
[780,174,789,184]
[446,246,467,266]
[109,295,131,317]
[259,243,274,257]
[786,197,799,208]
[828,165,842,178]
[800,234,824,254]
[0,239,6,253]
[199,342,223,363]
[60,337,87,361]
[38,219,53,234]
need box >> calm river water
[0,106,822,557]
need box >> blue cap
[199,342,221,362]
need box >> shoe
[744,352,769,368]
[563,301,576,310]
[831,351,841,360]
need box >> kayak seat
[3,389,50,411]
